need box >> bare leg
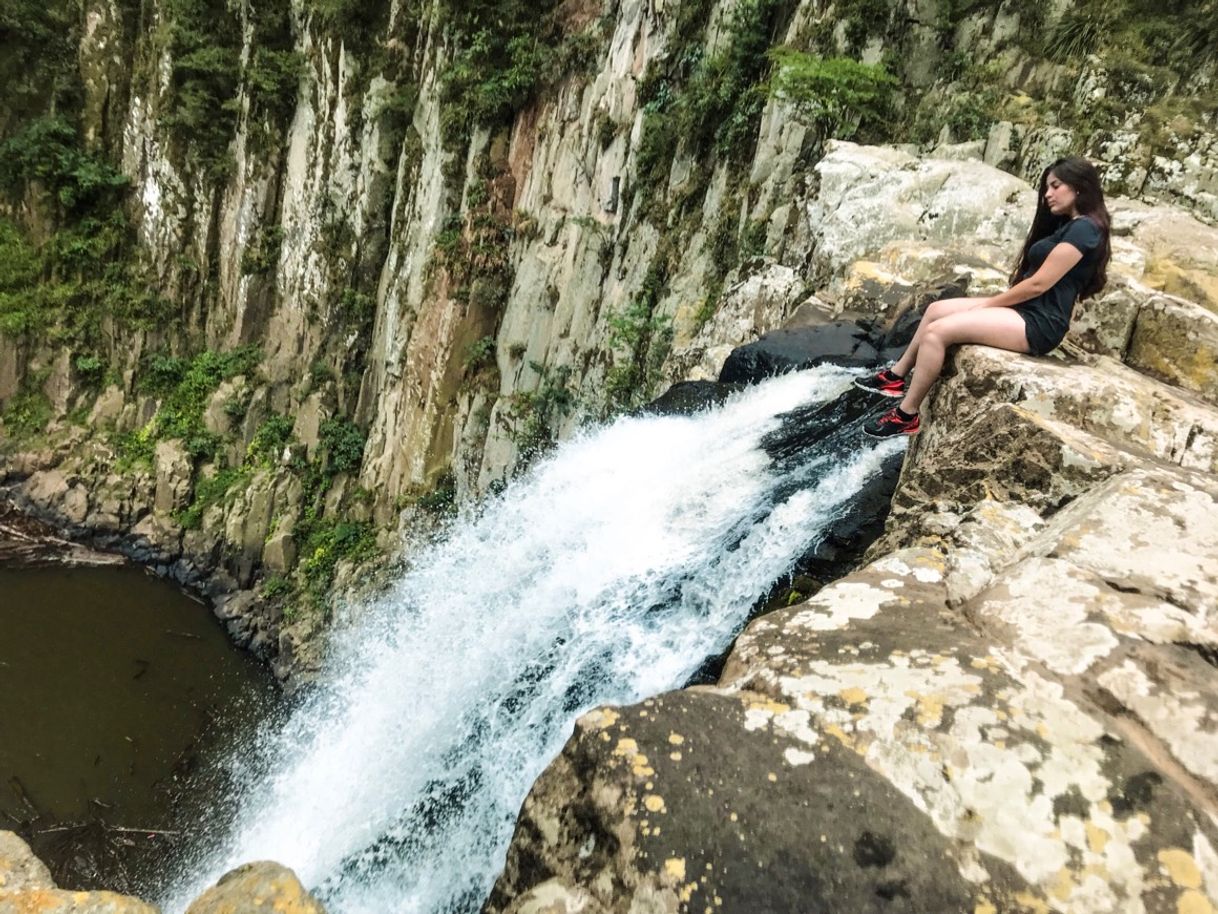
[899,308,1030,414]
[891,298,987,376]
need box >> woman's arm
[983,243,1085,308]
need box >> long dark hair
[1011,156,1111,300]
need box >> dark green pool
[0,563,278,893]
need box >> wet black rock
[640,381,744,417]
[718,321,908,385]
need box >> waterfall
[167,365,904,913]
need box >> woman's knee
[923,297,967,323]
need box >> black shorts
[1014,303,1067,356]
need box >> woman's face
[1044,171,1079,216]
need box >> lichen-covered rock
[1115,201,1218,312]
[490,294,1218,913]
[0,835,157,914]
[1125,295,1218,406]
[183,861,326,914]
[805,142,1034,289]
[0,889,159,913]
[0,832,53,892]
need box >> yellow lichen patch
[1085,822,1110,855]
[839,687,868,705]
[747,698,791,715]
[644,795,667,814]
[614,738,639,757]
[668,733,685,746]
[975,900,997,914]
[1049,867,1077,902]
[912,692,946,727]
[729,812,738,822]
[1159,849,1203,889]
[767,772,778,783]
[679,882,697,903]
[584,708,620,730]
[824,723,858,751]
[664,857,686,882]
[1012,891,1051,913]
[670,751,683,761]
[1178,890,1217,914]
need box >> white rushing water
[169,365,904,913]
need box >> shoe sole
[852,378,905,398]
[863,425,919,439]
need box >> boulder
[183,862,326,914]
[805,142,1034,286]
[491,302,1218,914]
[87,385,125,426]
[19,470,69,509]
[1125,295,1218,406]
[1113,201,1218,312]
[0,833,53,892]
[153,440,193,514]
[0,889,159,913]
[263,530,298,573]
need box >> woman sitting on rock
[856,156,1112,438]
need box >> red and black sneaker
[853,368,907,398]
[864,407,920,438]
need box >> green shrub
[299,519,378,594]
[73,353,105,387]
[1045,6,1110,62]
[0,117,129,213]
[177,466,248,529]
[463,335,496,371]
[247,414,295,466]
[416,472,457,516]
[768,49,898,140]
[261,574,292,598]
[0,384,51,441]
[502,362,575,459]
[317,417,365,476]
[119,347,262,466]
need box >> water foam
[169,365,904,913]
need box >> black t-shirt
[1016,216,1104,354]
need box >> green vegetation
[317,417,365,477]
[634,0,790,209]
[119,347,263,464]
[241,225,285,275]
[0,117,128,213]
[501,362,575,460]
[177,465,248,529]
[298,518,378,596]
[463,335,496,372]
[0,381,52,442]
[161,0,302,176]
[0,0,81,132]
[437,0,605,149]
[768,49,898,140]
[0,119,167,355]
[246,414,295,466]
